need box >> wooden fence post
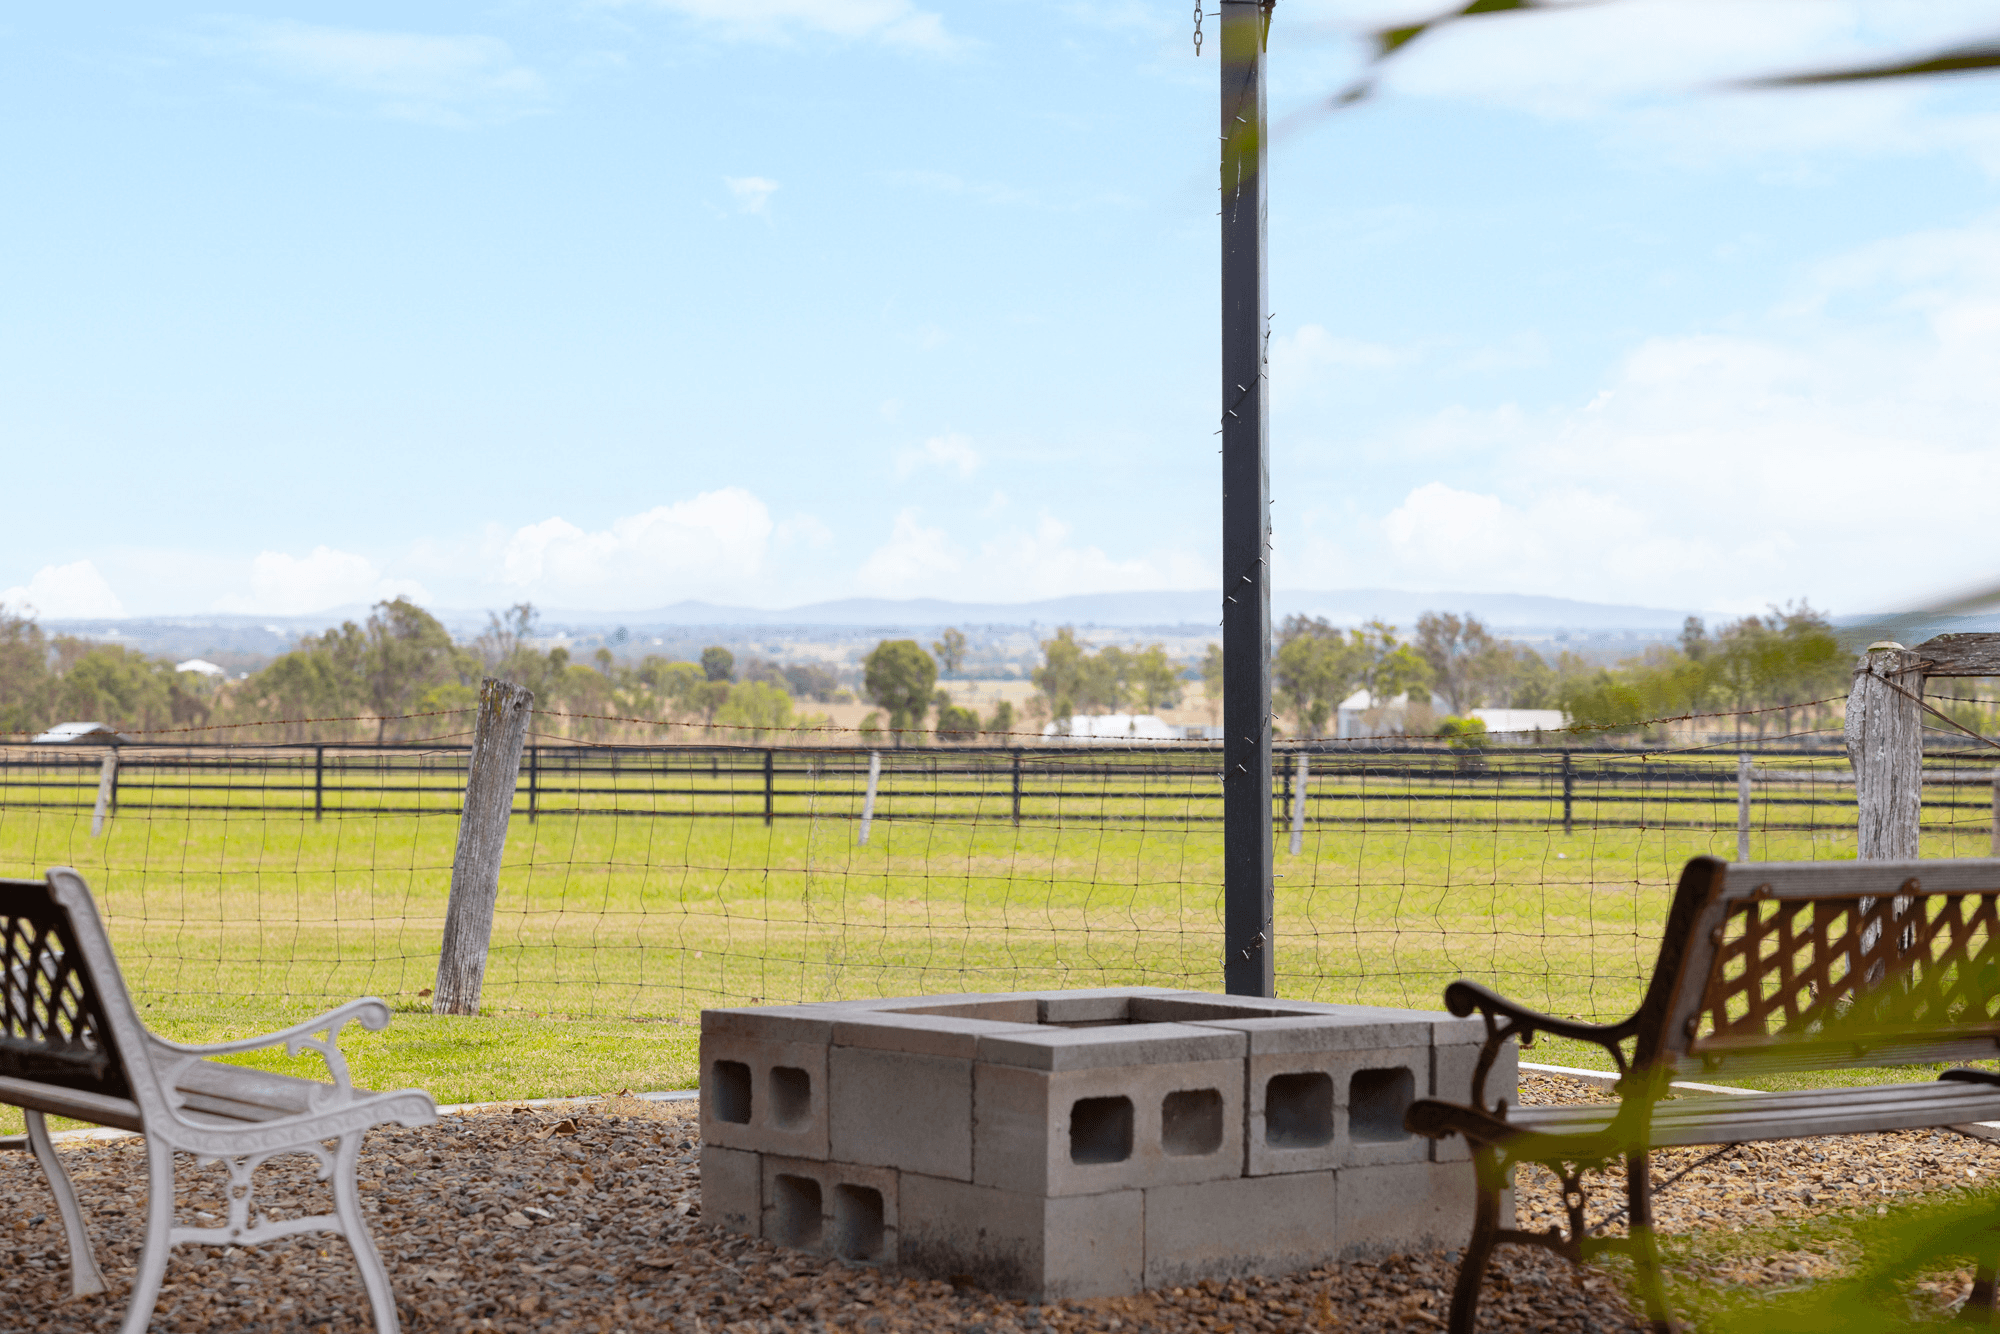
[1736,754,1752,862]
[1289,752,1309,857]
[858,751,882,845]
[1845,642,1923,860]
[90,750,119,838]
[433,678,534,1016]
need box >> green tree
[701,646,736,683]
[1273,615,1360,739]
[1200,642,1224,726]
[864,639,937,742]
[49,644,175,732]
[1129,645,1183,713]
[0,609,51,735]
[932,628,968,676]
[362,598,456,743]
[985,699,1017,736]
[1032,627,1089,733]
[1415,612,1501,713]
[935,703,981,743]
[716,681,793,739]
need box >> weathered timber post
[1845,642,1923,860]
[1736,754,1752,862]
[1289,752,1308,857]
[858,750,882,846]
[89,750,119,838]
[433,678,534,1016]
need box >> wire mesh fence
[2,723,1994,1034]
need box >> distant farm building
[1045,713,1183,743]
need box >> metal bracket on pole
[1221,0,1273,997]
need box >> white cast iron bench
[1,867,437,1333]
[1407,856,2000,1333]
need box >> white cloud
[498,488,774,607]
[200,20,546,125]
[857,509,961,595]
[628,0,957,53]
[726,176,780,214]
[215,547,429,615]
[895,432,982,479]
[1,561,124,619]
[1286,213,2000,613]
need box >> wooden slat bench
[1405,855,2000,1333]
[1,867,436,1334]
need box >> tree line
[0,595,1874,747]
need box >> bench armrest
[1444,980,1642,1110]
[147,997,391,1097]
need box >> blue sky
[5,1,2000,621]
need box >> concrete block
[1187,1013,1435,1055]
[831,1011,1043,1059]
[1246,1046,1431,1174]
[856,993,1042,1023]
[978,1023,1245,1072]
[974,1059,1245,1195]
[1128,995,1332,1024]
[899,1173,1143,1300]
[1337,1160,1506,1258]
[702,1005,841,1044]
[700,1144,762,1237]
[1143,1172,1339,1288]
[830,1046,974,1180]
[1025,986,1184,1025]
[1429,1038,1518,1163]
[698,1031,830,1158]
[760,1155,901,1266]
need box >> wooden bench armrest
[146,998,391,1098]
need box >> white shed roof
[32,721,134,745]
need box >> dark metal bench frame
[2,867,436,1333]
[1407,855,2000,1333]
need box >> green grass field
[3,748,1992,1134]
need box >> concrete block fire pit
[698,987,1517,1299]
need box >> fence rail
[2,742,1993,833]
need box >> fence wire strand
[0,708,1990,1035]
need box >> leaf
[1743,41,2000,88]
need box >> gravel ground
[5,1076,1999,1332]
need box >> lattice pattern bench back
[0,876,131,1099]
[1649,858,2000,1077]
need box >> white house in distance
[175,658,227,678]
[1335,690,1565,740]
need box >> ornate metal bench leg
[1625,1152,1676,1334]
[1962,1265,1999,1324]
[119,1138,177,1334]
[23,1110,106,1298]
[1449,1146,1505,1334]
[332,1132,401,1334]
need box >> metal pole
[1221,0,1274,998]
[314,744,324,822]
[764,748,776,827]
[1736,753,1752,862]
[1011,748,1022,826]
[528,744,539,823]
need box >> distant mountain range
[47,590,1990,664]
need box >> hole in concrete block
[1161,1088,1224,1156]
[1265,1072,1333,1148]
[772,1175,824,1250]
[1068,1095,1134,1164]
[1349,1067,1416,1143]
[833,1184,886,1262]
[712,1060,752,1124]
[770,1065,812,1129]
